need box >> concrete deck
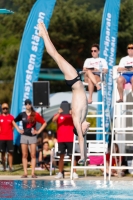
[0,175,133,181]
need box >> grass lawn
[0,164,104,177]
[0,164,132,178]
[0,164,50,176]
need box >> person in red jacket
[14,99,47,178]
[0,103,22,171]
[52,101,79,179]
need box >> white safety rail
[70,71,108,180]
[109,67,133,180]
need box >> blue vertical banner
[11,0,56,145]
[97,0,121,140]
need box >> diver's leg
[38,22,77,80]
[72,118,85,164]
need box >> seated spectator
[36,136,43,166]
[39,142,51,170]
[42,129,48,140]
[83,43,108,104]
[43,130,57,150]
[117,43,133,103]
[37,136,43,152]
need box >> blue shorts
[122,74,133,83]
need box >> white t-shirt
[119,56,133,67]
[83,57,108,70]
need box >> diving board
[0,9,14,14]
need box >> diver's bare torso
[71,80,88,122]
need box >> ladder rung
[114,132,133,134]
[115,115,133,117]
[89,128,104,130]
[87,132,107,134]
[72,166,105,169]
[114,128,133,130]
[113,140,133,143]
[115,102,133,105]
[111,153,133,156]
[87,140,107,143]
[91,102,103,105]
[87,153,106,155]
[74,140,106,143]
[73,153,106,156]
[87,132,107,135]
[111,166,133,169]
[86,115,103,117]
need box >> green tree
[42,0,103,69]
[117,0,133,61]
[0,0,133,104]
[0,0,36,104]
[0,0,103,104]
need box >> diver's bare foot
[82,121,90,136]
[88,99,92,104]
[38,23,44,37]
[38,22,48,37]
[96,83,101,91]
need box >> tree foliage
[0,0,132,105]
[117,0,133,58]
[42,0,102,69]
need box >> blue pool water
[0,180,133,200]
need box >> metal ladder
[70,72,108,180]
[109,68,133,180]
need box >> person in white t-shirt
[117,44,133,103]
[83,44,108,104]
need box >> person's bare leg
[38,151,42,162]
[112,169,118,176]
[117,76,126,101]
[70,156,77,173]
[38,22,77,80]
[21,144,28,176]
[131,76,133,92]
[84,73,88,83]
[84,136,88,161]
[88,78,94,103]
[81,121,90,136]
[95,75,101,85]
[30,143,37,176]
[1,152,6,170]
[8,152,13,169]
[59,154,64,173]
[72,118,85,162]
[86,70,101,90]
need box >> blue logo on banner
[11,0,56,145]
[97,0,121,141]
